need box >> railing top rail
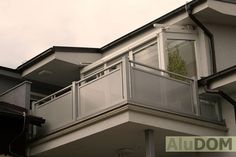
[34,59,124,106]
[75,59,123,85]
[0,81,32,97]
[35,85,72,105]
[129,60,195,82]
[34,56,195,107]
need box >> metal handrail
[129,59,199,115]
[0,81,32,97]
[75,60,123,85]
[34,57,196,107]
[34,60,123,106]
[35,85,72,105]
[129,60,195,82]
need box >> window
[166,40,197,78]
[129,26,200,79]
[133,41,159,68]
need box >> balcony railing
[0,81,31,109]
[32,57,222,137]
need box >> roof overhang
[199,66,236,93]
[189,0,236,26]
[18,47,101,87]
[0,66,21,79]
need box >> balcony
[31,57,223,139]
[0,81,31,109]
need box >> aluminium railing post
[72,81,79,121]
[192,79,200,116]
[122,56,131,101]
[31,101,37,139]
[25,81,32,110]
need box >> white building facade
[0,0,236,157]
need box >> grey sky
[0,0,188,68]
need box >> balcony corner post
[192,79,200,116]
[122,56,131,101]
[72,81,79,120]
[31,101,37,139]
[25,81,32,110]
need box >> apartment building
[0,0,236,156]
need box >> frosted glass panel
[80,70,124,117]
[131,67,193,115]
[36,92,73,136]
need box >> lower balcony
[29,57,226,157]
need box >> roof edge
[53,46,100,53]
[199,65,236,85]
[17,46,100,71]
[0,66,19,73]
[17,47,54,71]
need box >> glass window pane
[166,40,197,78]
[134,42,158,68]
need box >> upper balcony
[29,57,226,157]
[31,56,224,136]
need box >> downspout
[203,85,236,122]
[185,2,236,121]
[185,2,217,74]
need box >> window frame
[82,25,210,80]
[158,28,201,79]
[130,27,200,79]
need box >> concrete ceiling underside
[34,122,199,157]
[24,59,80,87]
[196,8,236,26]
[177,7,236,26]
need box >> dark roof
[0,66,22,80]
[0,101,45,126]
[17,46,100,71]
[0,101,45,156]
[199,65,236,85]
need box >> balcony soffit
[23,58,80,87]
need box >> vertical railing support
[122,56,131,101]
[145,129,156,157]
[192,79,200,116]
[31,101,37,139]
[25,81,32,110]
[72,81,78,121]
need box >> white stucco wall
[206,23,236,72]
